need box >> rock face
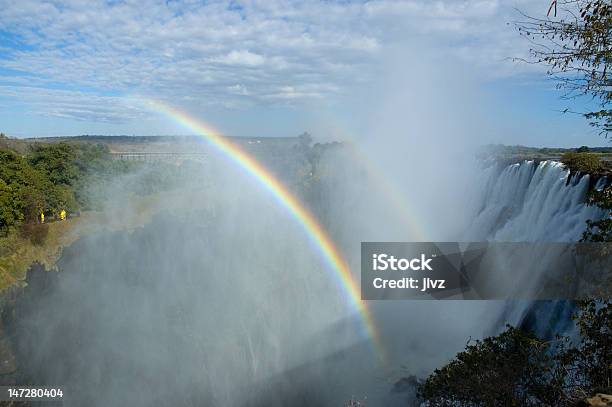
[0,329,17,383]
[585,394,612,406]
[0,263,52,386]
[576,393,612,407]
[0,279,27,385]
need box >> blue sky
[0,0,607,147]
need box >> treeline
[485,144,612,155]
[0,143,117,230]
[0,142,180,234]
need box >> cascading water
[465,160,606,242]
[462,159,608,340]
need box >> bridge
[110,152,206,162]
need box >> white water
[458,160,606,330]
[465,160,605,242]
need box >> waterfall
[464,160,607,338]
[466,160,606,242]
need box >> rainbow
[345,142,427,241]
[300,114,426,241]
[143,100,385,361]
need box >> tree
[417,300,611,406]
[0,179,20,231]
[418,326,558,406]
[298,132,313,147]
[28,143,79,186]
[582,184,611,241]
[0,141,183,231]
[0,147,79,229]
[516,1,611,136]
[563,300,611,393]
[0,149,47,225]
[560,151,604,172]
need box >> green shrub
[1,142,182,232]
[561,152,603,173]
[582,185,612,242]
[28,143,78,186]
[417,300,612,406]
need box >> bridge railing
[109,152,206,162]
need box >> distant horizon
[7,133,611,150]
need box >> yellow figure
[40,212,44,224]
[60,209,66,221]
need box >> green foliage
[0,142,175,231]
[566,300,612,392]
[516,0,611,136]
[418,326,555,406]
[561,152,604,173]
[587,185,612,211]
[1,140,188,231]
[0,179,20,232]
[583,218,612,242]
[28,143,79,186]
[577,146,591,153]
[585,109,612,135]
[582,185,612,242]
[418,300,612,406]
[0,149,49,226]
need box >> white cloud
[0,0,549,123]
[227,84,250,96]
[213,50,266,66]
[0,85,147,123]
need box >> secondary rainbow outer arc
[145,100,386,361]
[305,113,426,241]
[344,142,427,241]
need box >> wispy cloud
[0,0,546,124]
[0,85,147,123]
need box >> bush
[418,326,554,406]
[582,185,612,242]
[1,142,180,232]
[417,300,612,406]
[28,143,78,186]
[20,223,49,246]
[561,152,603,173]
